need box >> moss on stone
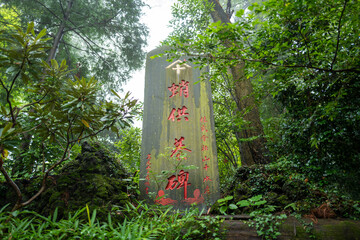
[0,142,131,220]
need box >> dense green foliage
[114,127,142,174]
[0,203,223,239]
[165,0,360,197]
[0,22,139,211]
[218,162,360,219]
[1,0,360,239]
[249,0,360,196]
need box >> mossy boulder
[212,164,360,218]
[0,142,131,219]
[37,142,130,218]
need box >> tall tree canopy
[1,0,148,91]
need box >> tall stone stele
[140,46,219,211]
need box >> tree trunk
[207,0,270,166]
[47,0,74,62]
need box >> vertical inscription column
[140,46,219,211]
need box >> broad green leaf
[219,206,227,215]
[60,59,67,69]
[51,59,58,70]
[249,195,262,202]
[26,22,34,34]
[236,9,245,18]
[81,119,90,128]
[1,106,7,116]
[41,59,50,69]
[111,89,121,99]
[253,200,267,206]
[217,195,233,203]
[236,200,250,207]
[35,28,47,42]
[229,204,238,210]
[2,122,13,136]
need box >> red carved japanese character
[202,156,210,162]
[200,116,207,122]
[165,175,178,190]
[170,137,192,158]
[168,83,179,98]
[146,154,151,160]
[201,135,208,142]
[203,164,209,171]
[203,176,212,182]
[179,80,189,98]
[145,182,150,186]
[145,187,149,194]
[146,175,150,181]
[201,145,208,151]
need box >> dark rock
[0,142,131,220]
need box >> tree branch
[186,53,360,73]
[69,120,116,144]
[331,0,347,70]
[299,24,313,67]
[0,165,23,211]
[33,0,62,23]
[1,56,27,124]
[60,39,88,52]
[69,27,113,67]
[220,136,238,167]
[14,92,49,120]
[20,142,72,208]
[225,0,234,19]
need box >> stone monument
[140,46,219,210]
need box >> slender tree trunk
[47,0,74,62]
[207,0,270,166]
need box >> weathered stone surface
[140,46,220,210]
